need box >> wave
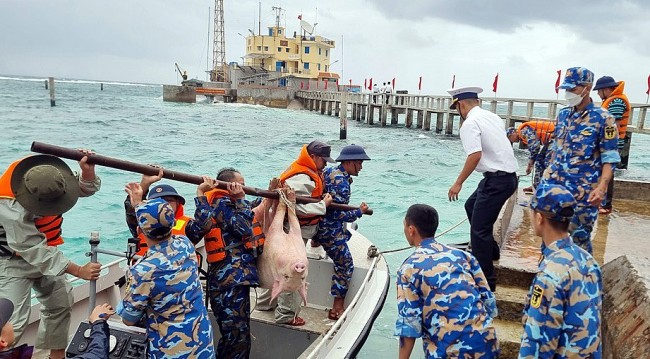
[0,75,159,88]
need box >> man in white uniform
[447,87,518,292]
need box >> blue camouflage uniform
[542,67,620,253]
[117,198,215,359]
[314,164,363,298]
[194,194,260,359]
[519,126,549,188]
[395,238,499,358]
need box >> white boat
[17,227,390,359]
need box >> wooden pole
[340,91,348,139]
[100,83,104,91]
[48,77,55,107]
[30,141,372,215]
[44,80,48,90]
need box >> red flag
[300,81,304,89]
[316,80,319,89]
[492,73,499,93]
[306,81,310,90]
[555,70,561,94]
[298,14,302,20]
[364,79,367,90]
[324,79,328,90]
[451,75,456,89]
[368,78,373,90]
[418,76,422,90]
[349,79,352,87]
[392,78,395,89]
[646,74,650,95]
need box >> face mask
[565,88,585,107]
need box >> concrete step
[495,284,529,322]
[495,262,536,288]
[493,318,523,359]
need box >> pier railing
[295,90,650,136]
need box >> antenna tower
[212,0,227,82]
[271,6,285,31]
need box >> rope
[368,217,469,258]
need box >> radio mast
[212,0,227,82]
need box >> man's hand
[77,148,97,181]
[587,186,606,206]
[526,162,533,175]
[359,202,369,214]
[448,182,462,201]
[125,182,144,207]
[197,175,216,196]
[78,262,101,280]
[268,178,282,191]
[140,167,163,192]
[89,303,115,323]
[227,182,245,199]
[323,193,333,207]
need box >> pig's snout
[294,262,306,273]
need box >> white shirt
[459,106,518,173]
[372,85,379,94]
[385,84,393,93]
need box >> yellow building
[243,26,339,81]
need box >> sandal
[285,317,306,326]
[328,309,343,320]
[522,186,534,195]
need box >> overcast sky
[2,0,649,102]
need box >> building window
[285,48,289,52]
[304,63,310,70]
[319,48,322,55]
[279,29,282,35]
[268,28,273,36]
[326,50,329,56]
[264,46,269,51]
[257,46,261,51]
[304,46,310,54]
[325,65,328,72]
[318,64,321,70]
[278,47,282,52]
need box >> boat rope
[367,217,469,258]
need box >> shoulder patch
[604,125,617,140]
[531,284,544,308]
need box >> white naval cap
[447,86,483,109]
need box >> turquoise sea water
[2,76,650,357]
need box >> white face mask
[565,87,585,107]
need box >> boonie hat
[593,76,619,91]
[336,144,371,162]
[529,183,576,223]
[10,155,80,216]
[558,67,594,90]
[136,198,175,240]
[447,86,483,109]
[148,184,186,205]
[0,298,13,329]
[307,140,335,163]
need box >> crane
[175,62,188,82]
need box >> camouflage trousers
[313,234,354,298]
[209,285,252,359]
[569,202,598,254]
[532,159,545,188]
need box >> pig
[254,185,309,305]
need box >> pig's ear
[271,279,283,301]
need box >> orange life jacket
[601,81,630,139]
[135,204,190,256]
[203,188,265,263]
[0,158,65,248]
[279,145,325,226]
[518,120,556,146]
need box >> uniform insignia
[604,125,616,140]
[155,187,163,192]
[580,128,594,136]
[531,284,543,308]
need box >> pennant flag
[306,81,310,90]
[451,75,456,89]
[325,79,328,90]
[646,74,650,95]
[368,78,373,90]
[418,76,422,90]
[492,73,499,93]
[364,79,367,90]
[300,81,304,89]
[392,78,396,89]
[555,70,562,94]
[349,79,352,87]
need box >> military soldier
[507,120,555,193]
[520,183,602,358]
[117,193,215,359]
[313,144,370,320]
[542,67,620,254]
[193,168,263,359]
[395,204,499,358]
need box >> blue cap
[0,298,14,329]
[529,183,576,223]
[447,86,483,109]
[136,198,175,240]
[336,144,371,162]
[558,67,594,90]
[506,127,517,136]
[148,184,185,205]
[593,76,619,91]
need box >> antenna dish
[300,20,314,35]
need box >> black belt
[483,171,514,178]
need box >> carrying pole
[31,141,373,215]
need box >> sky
[1,0,650,102]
